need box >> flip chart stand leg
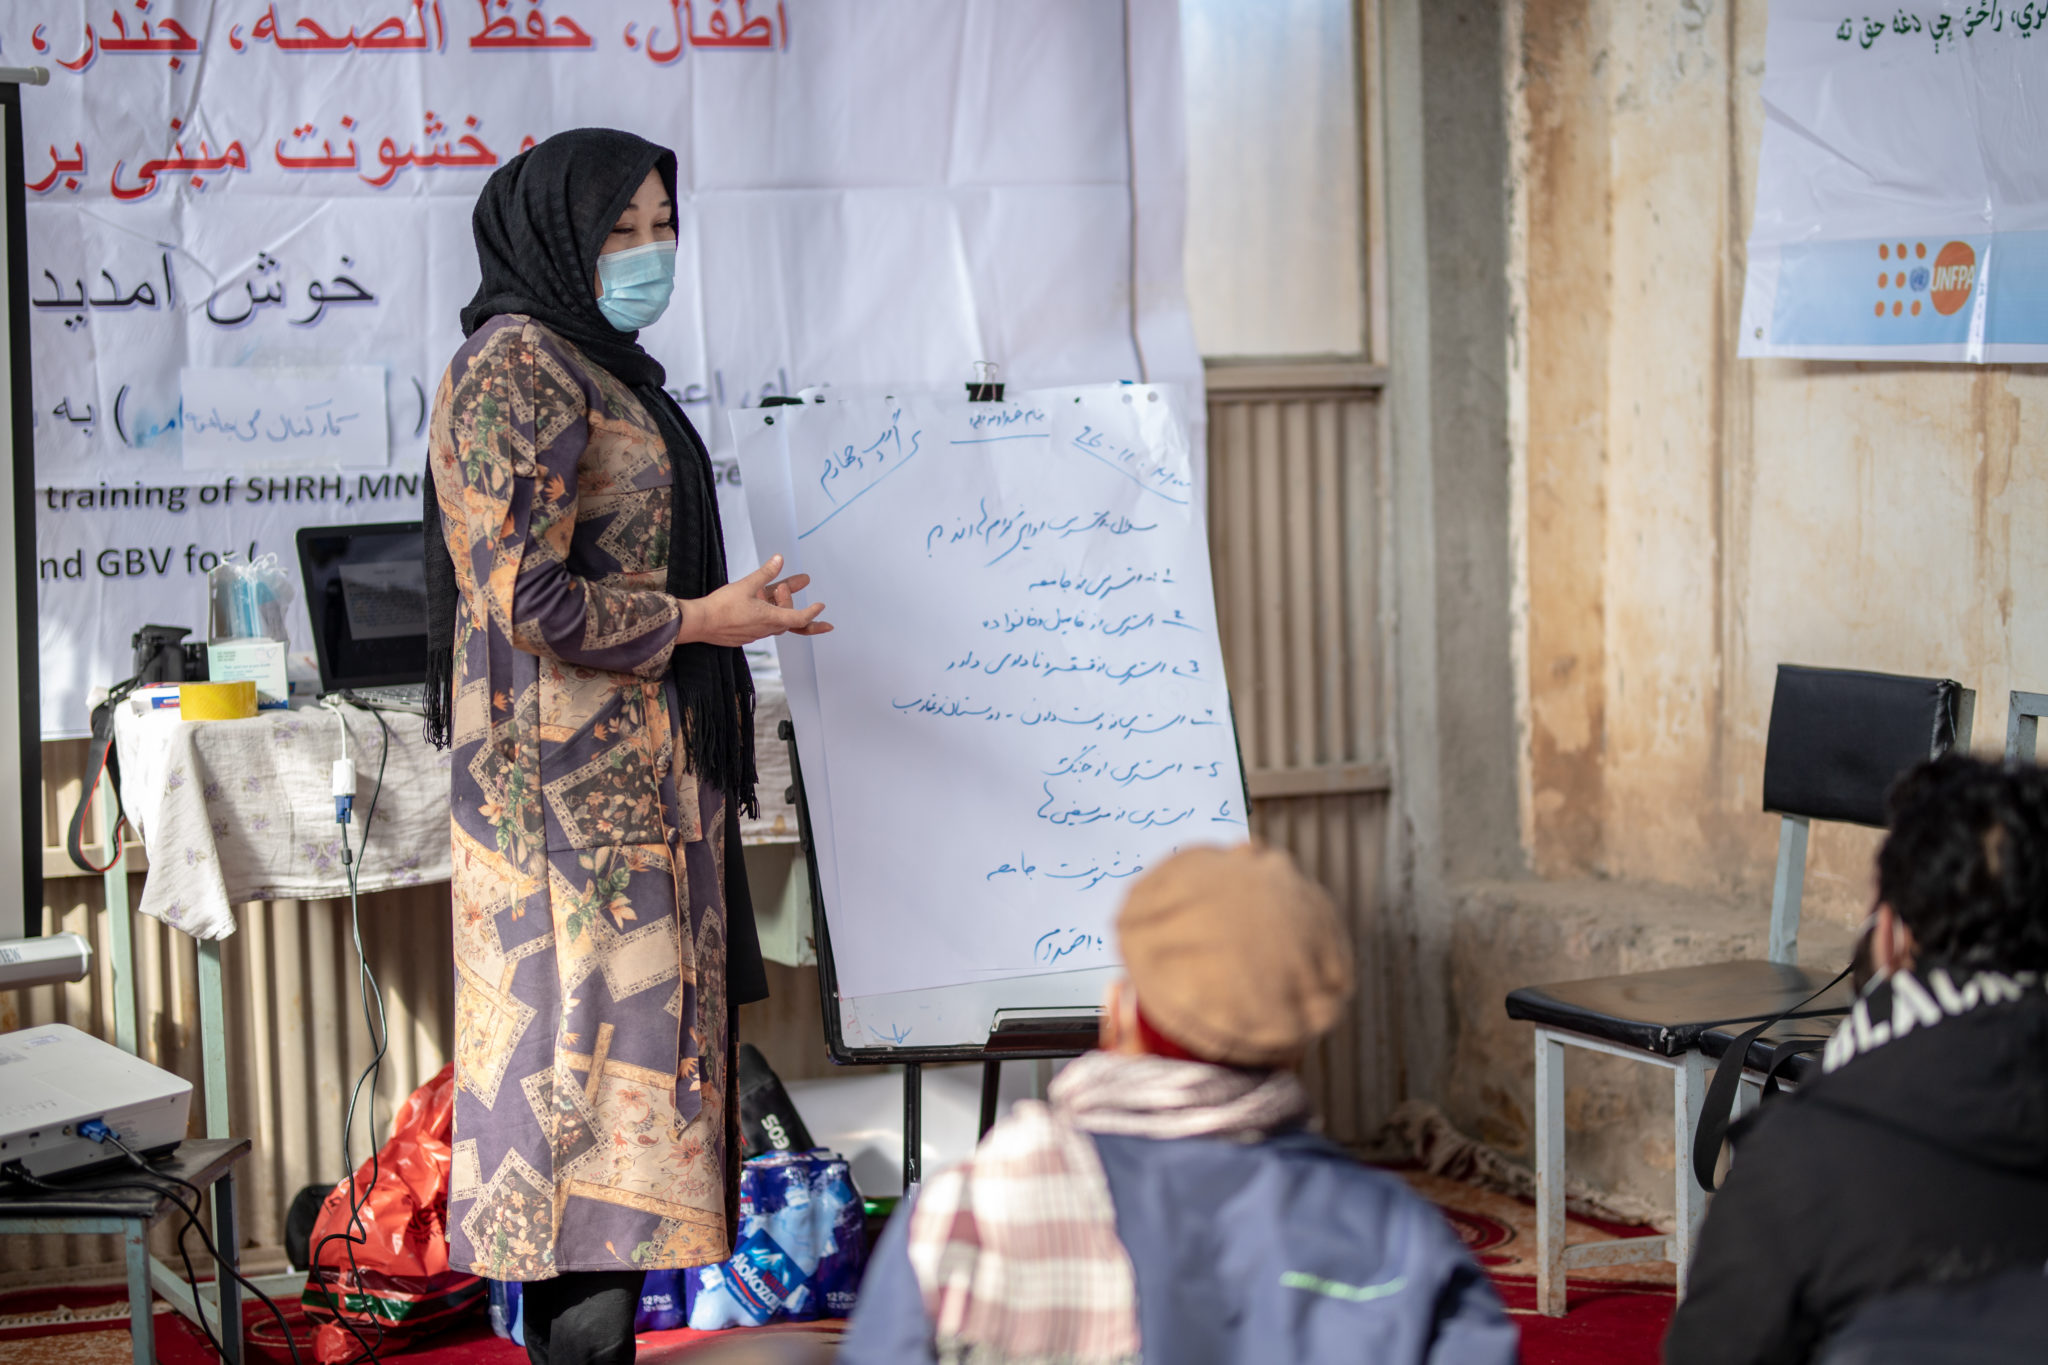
[978,1059,1002,1138]
[903,1062,922,1194]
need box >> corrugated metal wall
[4,738,453,1280]
[1205,376,1394,1144]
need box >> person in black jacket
[1665,754,2048,1365]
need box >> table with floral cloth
[111,697,451,939]
[111,676,798,940]
[92,673,800,1308]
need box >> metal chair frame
[1529,813,1804,1315]
[2006,690,2048,762]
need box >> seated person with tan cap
[839,843,1518,1365]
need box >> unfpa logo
[1875,240,1975,318]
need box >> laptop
[295,521,430,712]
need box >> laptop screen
[295,521,429,691]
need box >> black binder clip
[965,359,1005,403]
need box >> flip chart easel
[738,378,1247,1194]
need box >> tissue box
[206,639,289,709]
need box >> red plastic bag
[300,1063,484,1362]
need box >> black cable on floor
[6,702,405,1365]
[105,1133,302,1363]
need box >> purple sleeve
[453,322,682,678]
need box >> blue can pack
[486,1278,525,1345]
[490,1150,864,1336]
[635,1267,689,1332]
[685,1149,865,1328]
[492,1272,683,1339]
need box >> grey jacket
[839,1128,1518,1364]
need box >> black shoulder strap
[1692,965,1849,1192]
[1759,1037,1830,1099]
[66,685,134,875]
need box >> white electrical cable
[330,699,358,826]
[312,695,389,1362]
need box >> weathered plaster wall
[1383,0,1526,1112]
[1516,0,2048,922]
[1518,0,1611,876]
[1438,0,2048,1216]
[1420,0,1523,888]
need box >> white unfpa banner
[1742,1,2048,362]
[13,0,1197,737]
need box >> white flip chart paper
[735,386,1245,1001]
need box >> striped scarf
[905,1051,1311,1365]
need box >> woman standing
[423,129,828,1365]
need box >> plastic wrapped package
[206,551,295,643]
[485,1266,689,1339]
[486,1149,867,1339]
[684,1149,866,1328]
[637,1268,689,1332]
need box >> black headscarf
[423,128,756,818]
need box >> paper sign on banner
[178,367,391,470]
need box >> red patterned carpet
[1,1172,1673,1363]
[0,1285,845,1365]
[1398,1168,1676,1363]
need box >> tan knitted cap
[1115,842,1354,1067]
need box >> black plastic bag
[737,1043,816,1159]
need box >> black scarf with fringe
[421,128,755,817]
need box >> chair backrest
[2006,690,2048,762]
[1760,665,1973,964]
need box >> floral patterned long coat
[430,314,730,1280]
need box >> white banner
[13,0,1197,737]
[1742,1,2048,362]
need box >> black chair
[1505,665,1972,1316]
[1700,685,2044,1103]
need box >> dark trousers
[523,1270,646,1365]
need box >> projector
[0,934,91,990]
[0,1023,192,1180]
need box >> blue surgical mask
[595,239,677,331]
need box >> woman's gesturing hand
[675,554,833,647]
